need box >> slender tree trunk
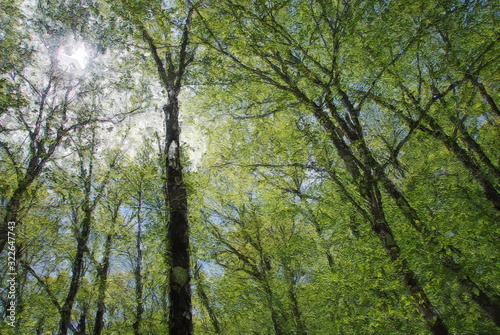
[36,316,45,335]
[262,279,283,335]
[284,268,306,335]
[376,141,500,328]
[349,116,500,328]
[421,115,500,214]
[438,246,500,326]
[330,87,500,328]
[0,177,34,254]
[335,77,500,325]
[454,117,500,181]
[94,234,113,335]
[214,226,285,335]
[77,305,87,335]
[469,77,500,118]
[58,210,92,335]
[194,265,221,334]
[306,101,449,334]
[309,213,336,270]
[366,172,449,335]
[133,190,144,335]
[1,122,67,254]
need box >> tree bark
[164,97,192,335]
[261,279,283,335]
[302,90,449,333]
[353,112,500,328]
[368,179,448,334]
[194,265,221,334]
[132,189,144,335]
[308,103,449,334]
[454,116,500,182]
[0,176,35,254]
[77,305,87,335]
[140,6,194,333]
[470,77,500,118]
[421,115,500,214]
[94,233,113,335]
[59,140,114,335]
[284,267,307,335]
[58,209,92,335]
[332,87,500,328]
[367,118,500,328]
[0,74,82,255]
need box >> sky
[58,44,88,69]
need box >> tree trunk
[348,116,500,328]
[262,279,283,335]
[36,316,45,335]
[438,247,500,327]
[377,89,500,317]
[470,77,500,118]
[453,116,500,181]
[132,189,144,335]
[367,180,448,334]
[164,97,192,335]
[77,305,87,335]
[421,116,500,214]
[58,209,92,335]
[361,123,500,328]
[308,101,450,334]
[94,234,113,335]
[194,265,221,334]
[140,7,194,333]
[285,268,306,335]
[0,177,34,254]
[1,113,68,255]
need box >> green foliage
[1,0,500,334]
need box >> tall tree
[121,142,161,335]
[196,2,451,333]
[0,37,93,254]
[57,125,122,335]
[93,190,123,335]
[197,0,500,331]
[111,1,198,333]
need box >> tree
[108,1,200,332]
[57,124,123,335]
[0,33,94,254]
[192,0,500,332]
[196,1,449,333]
[121,140,162,335]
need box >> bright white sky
[70,45,88,68]
[58,43,88,69]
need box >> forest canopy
[0,0,499,334]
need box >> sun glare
[58,43,88,70]
[71,45,88,68]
